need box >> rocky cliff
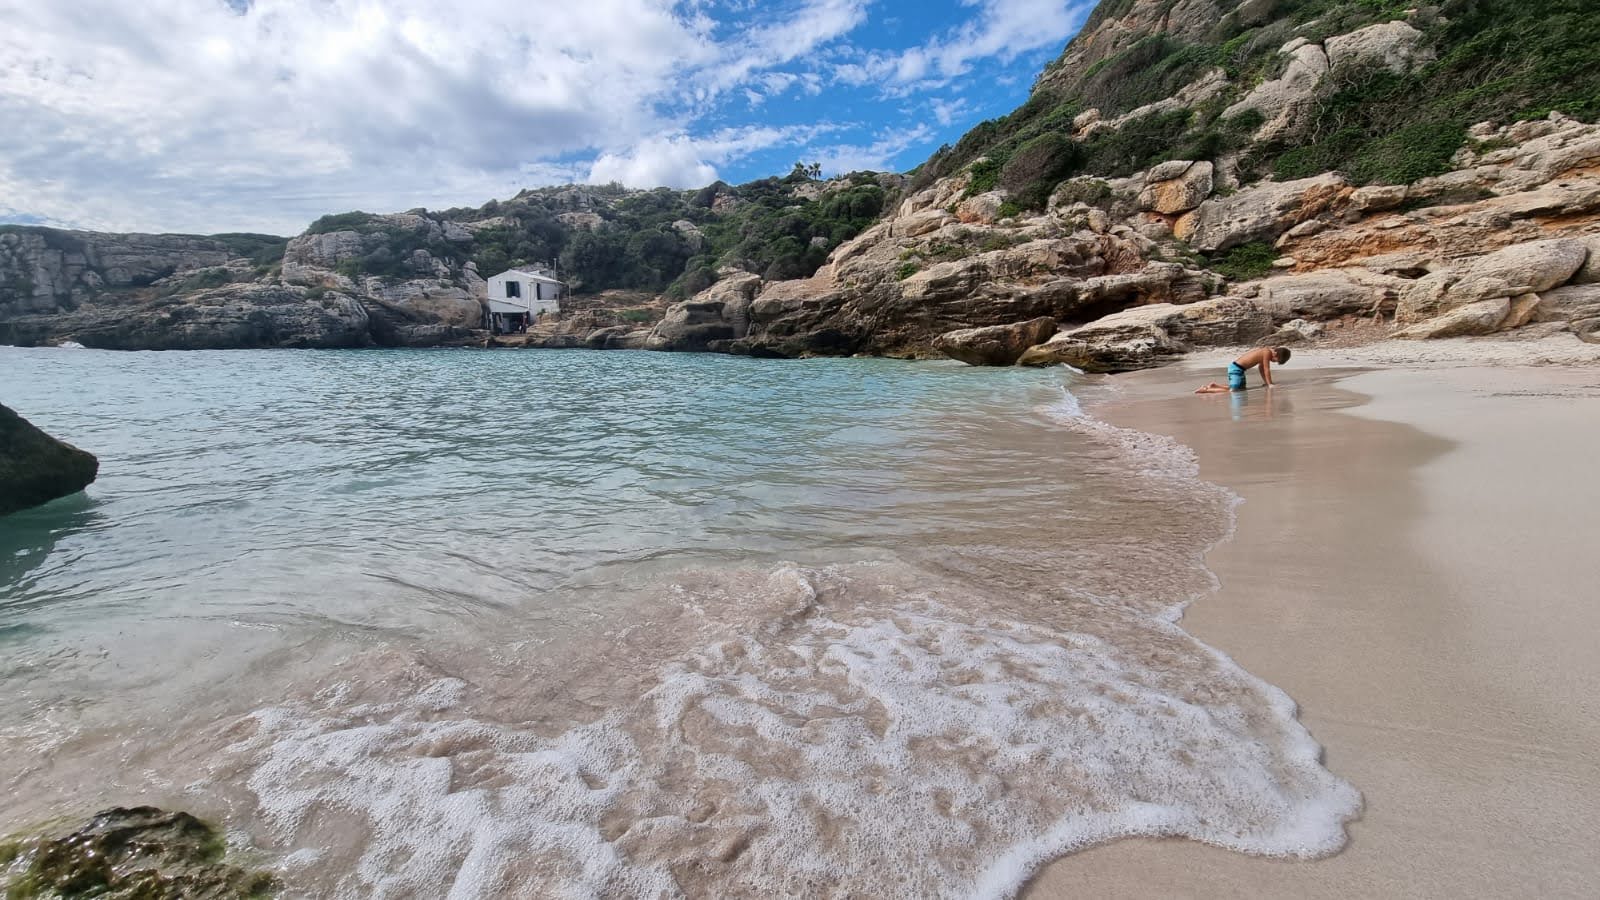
[639,0,1600,368]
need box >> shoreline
[1027,353,1600,897]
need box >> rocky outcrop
[1394,297,1513,340]
[1,403,99,516]
[1396,239,1589,323]
[2,285,378,350]
[1223,40,1330,141]
[646,272,761,351]
[1185,174,1351,251]
[1138,161,1214,215]
[0,214,487,349]
[1324,21,1431,74]
[933,317,1059,366]
[0,228,234,315]
[1017,297,1272,372]
[1238,269,1402,321]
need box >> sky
[0,0,1094,235]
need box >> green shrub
[997,200,1023,219]
[896,262,921,280]
[965,157,1003,196]
[1000,133,1085,209]
[1348,121,1467,184]
[1207,241,1277,281]
[1079,109,1192,177]
[1052,179,1114,208]
[305,212,376,234]
[209,233,288,266]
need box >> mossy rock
[2,807,274,898]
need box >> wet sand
[1028,356,1600,898]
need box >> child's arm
[1260,356,1273,386]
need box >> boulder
[1503,293,1543,330]
[1138,161,1214,214]
[1187,174,1350,252]
[1324,22,1431,74]
[933,317,1059,366]
[1250,270,1396,321]
[646,273,762,351]
[1393,297,1511,339]
[1266,318,1324,344]
[1397,238,1590,322]
[585,325,650,350]
[956,192,1007,224]
[1222,42,1329,140]
[1575,235,1600,284]
[1532,284,1600,324]
[1018,297,1272,373]
[1,403,99,516]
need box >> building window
[505,281,521,298]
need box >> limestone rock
[933,317,1059,366]
[0,228,234,315]
[1532,284,1600,324]
[1324,22,1431,74]
[956,192,1007,225]
[1266,318,1324,344]
[1188,174,1351,252]
[1575,235,1600,284]
[1503,293,1543,330]
[1250,269,1398,321]
[646,273,762,351]
[1018,297,1272,373]
[1138,161,1214,214]
[1,403,99,516]
[1393,297,1511,339]
[1223,42,1329,140]
[1397,238,1590,322]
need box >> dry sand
[1027,346,1600,899]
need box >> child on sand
[1195,347,1290,393]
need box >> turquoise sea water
[0,347,1357,898]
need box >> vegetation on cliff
[919,0,1599,200]
[305,167,892,298]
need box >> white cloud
[930,96,970,127]
[585,122,842,188]
[813,123,933,175]
[0,0,876,233]
[587,137,720,189]
[0,0,1083,234]
[831,0,1092,95]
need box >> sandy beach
[1028,343,1600,898]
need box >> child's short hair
[1274,346,1292,363]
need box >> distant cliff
[0,173,897,351]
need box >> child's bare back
[1195,347,1290,393]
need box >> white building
[484,268,564,333]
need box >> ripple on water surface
[0,347,1357,898]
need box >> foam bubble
[220,565,1358,898]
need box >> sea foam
[225,560,1358,898]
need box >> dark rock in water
[1,403,99,516]
[0,806,273,898]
